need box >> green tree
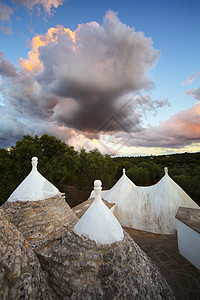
[41,146,80,194]
[78,148,117,190]
[0,134,81,204]
[39,134,68,160]
[141,162,162,184]
[1,134,200,207]
[0,149,15,204]
[10,135,41,182]
[127,166,150,185]
[114,160,132,181]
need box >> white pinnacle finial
[94,180,102,202]
[94,179,102,188]
[164,167,168,174]
[123,168,125,175]
[74,178,124,244]
[32,157,38,171]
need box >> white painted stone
[112,167,199,234]
[7,157,59,202]
[74,180,124,244]
[176,219,200,270]
[89,169,136,203]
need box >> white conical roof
[74,180,124,244]
[112,167,200,234]
[7,157,59,202]
[102,168,136,203]
[89,168,136,203]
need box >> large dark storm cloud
[1,10,171,149]
[33,10,160,133]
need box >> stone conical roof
[112,167,200,234]
[37,185,175,299]
[74,180,124,244]
[8,157,59,202]
[3,157,78,249]
[0,208,57,300]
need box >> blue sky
[0,0,200,156]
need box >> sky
[0,0,200,156]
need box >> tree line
[0,134,199,207]
[114,153,200,206]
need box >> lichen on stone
[37,229,175,299]
[3,194,78,250]
[0,208,57,300]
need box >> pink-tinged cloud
[122,103,200,148]
[0,52,18,77]
[184,70,200,101]
[0,2,13,22]
[19,25,76,72]
[13,0,64,14]
[186,88,200,101]
[0,25,12,34]
[0,0,64,34]
[181,71,200,85]
[155,103,200,143]
[0,1,13,34]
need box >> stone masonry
[0,208,57,300]
[37,229,175,299]
[3,194,78,250]
[2,192,176,299]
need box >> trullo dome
[74,179,124,244]
[7,156,59,202]
[3,157,78,249]
[90,168,136,203]
[38,180,175,299]
[0,208,56,300]
[112,167,200,234]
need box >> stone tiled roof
[0,208,57,300]
[3,194,78,249]
[175,206,200,234]
[38,229,175,299]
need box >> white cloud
[13,0,64,14]
[181,71,200,85]
[186,88,200,100]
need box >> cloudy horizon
[0,1,200,156]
